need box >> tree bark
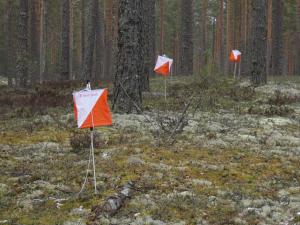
[225,0,234,75]
[159,0,164,54]
[296,0,300,75]
[179,0,193,76]
[271,0,284,76]
[82,0,97,80]
[94,0,105,80]
[4,0,13,86]
[200,0,208,71]
[141,0,155,91]
[17,0,29,87]
[250,0,267,86]
[104,0,113,80]
[113,0,143,113]
[60,0,70,80]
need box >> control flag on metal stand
[73,86,112,195]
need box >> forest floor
[0,75,300,225]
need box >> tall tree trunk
[215,0,224,73]
[250,0,267,86]
[17,0,29,87]
[179,0,193,76]
[266,0,272,76]
[141,0,155,91]
[39,0,47,83]
[104,0,113,80]
[30,0,42,83]
[159,0,164,54]
[95,0,105,80]
[113,0,143,113]
[81,0,85,71]
[225,0,234,75]
[69,0,73,79]
[271,0,284,76]
[82,0,97,80]
[60,0,70,80]
[296,0,300,75]
[200,0,208,71]
[4,0,13,86]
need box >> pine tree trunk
[82,0,97,80]
[104,0,113,80]
[296,0,300,75]
[60,0,70,80]
[180,0,193,76]
[141,0,155,91]
[30,0,42,82]
[215,0,224,72]
[17,0,29,87]
[4,0,13,86]
[159,0,164,54]
[39,0,47,83]
[200,0,208,71]
[266,0,272,76]
[271,0,284,76]
[225,0,234,75]
[250,0,267,86]
[95,0,105,80]
[113,0,143,113]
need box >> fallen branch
[87,181,135,224]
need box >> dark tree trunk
[4,0,13,86]
[296,0,300,75]
[200,0,208,71]
[250,0,267,86]
[113,0,143,113]
[104,0,113,80]
[271,0,284,76]
[82,0,97,80]
[17,0,29,87]
[141,0,155,91]
[60,0,70,80]
[180,0,193,76]
[94,0,104,80]
[30,0,42,82]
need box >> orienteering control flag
[154,55,173,76]
[73,89,112,129]
[229,50,241,63]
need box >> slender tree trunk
[17,0,29,87]
[225,0,234,75]
[179,0,193,76]
[140,0,155,91]
[200,0,208,71]
[266,0,272,76]
[4,0,13,86]
[95,0,105,80]
[271,0,284,76]
[69,0,73,79]
[113,0,143,113]
[104,0,113,80]
[81,0,85,72]
[160,0,164,54]
[250,0,267,86]
[215,0,224,73]
[82,0,97,80]
[296,0,300,75]
[39,0,47,83]
[60,0,70,80]
[30,0,42,83]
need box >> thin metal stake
[234,62,237,80]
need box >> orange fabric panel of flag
[155,62,170,76]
